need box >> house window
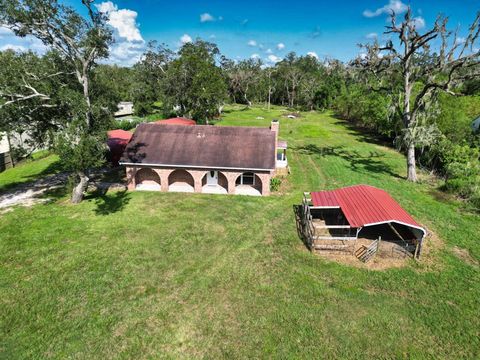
[236,172,255,186]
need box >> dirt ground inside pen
[312,233,443,271]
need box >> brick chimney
[270,119,279,166]
[270,119,279,145]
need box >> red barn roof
[154,117,196,126]
[107,129,132,144]
[310,185,425,234]
[107,130,133,165]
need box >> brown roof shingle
[120,123,276,170]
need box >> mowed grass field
[1,106,479,359]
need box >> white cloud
[307,51,319,60]
[0,44,26,51]
[96,1,116,13]
[0,26,14,38]
[247,39,257,47]
[363,0,408,18]
[277,42,285,50]
[95,2,145,66]
[366,32,378,39]
[209,34,216,39]
[181,34,193,44]
[109,9,143,42]
[267,54,281,63]
[456,37,466,44]
[0,33,47,54]
[26,37,48,52]
[200,13,215,22]
[251,53,260,59]
[108,41,144,66]
[96,1,143,42]
[411,16,425,29]
[266,48,273,54]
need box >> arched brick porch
[126,167,271,195]
[134,168,161,190]
[168,169,195,192]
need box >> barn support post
[353,227,362,255]
[415,236,424,259]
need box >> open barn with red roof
[299,185,427,262]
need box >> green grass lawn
[0,151,61,192]
[1,106,479,359]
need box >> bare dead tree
[356,8,480,182]
[264,67,276,110]
[284,66,303,108]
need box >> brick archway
[234,172,262,196]
[168,169,195,192]
[135,168,161,190]
[201,170,228,194]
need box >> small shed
[300,185,426,259]
[114,102,134,117]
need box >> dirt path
[0,169,127,212]
[0,173,69,210]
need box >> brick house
[119,120,287,196]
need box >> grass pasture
[1,106,479,359]
[0,151,60,192]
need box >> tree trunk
[82,75,92,128]
[407,143,417,182]
[71,171,89,204]
[244,93,251,107]
[403,54,418,182]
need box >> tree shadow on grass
[221,105,250,114]
[90,189,131,216]
[0,158,64,193]
[296,143,404,180]
[332,116,395,148]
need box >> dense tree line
[0,1,479,208]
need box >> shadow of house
[295,144,403,180]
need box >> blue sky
[0,0,478,66]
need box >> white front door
[206,170,218,185]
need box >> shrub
[115,118,146,131]
[270,177,282,192]
[441,143,480,210]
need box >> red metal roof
[310,185,424,232]
[311,191,339,207]
[107,129,133,144]
[154,117,196,126]
[107,130,133,165]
